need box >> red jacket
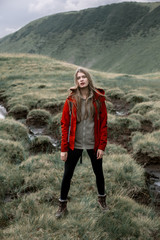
[61,88,107,152]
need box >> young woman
[55,68,108,218]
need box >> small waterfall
[0,105,7,119]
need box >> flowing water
[28,125,59,147]
[0,104,59,148]
[0,104,7,119]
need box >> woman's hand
[97,149,104,159]
[61,152,68,162]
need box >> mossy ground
[0,53,160,239]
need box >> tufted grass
[26,109,52,126]
[0,119,29,143]
[0,53,160,239]
[132,130,160,165]
[108,115,141,134]
[29,136,56,154]
[106,87,125,99]
[8,104,29,119]
[125,91,150,105]
[0,139,26,164]
[1,153,160,240]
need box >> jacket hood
[94,88,106,101]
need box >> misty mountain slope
[0,2,160,74]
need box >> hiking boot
[98,194,109,211]
[55,200,68,218]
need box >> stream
[0,104,59,148]
[113,107,160,207]
[28,125,59,147]
[0,104,7,119]
[0,104,160,206]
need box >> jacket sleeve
[98,99,107,151]
[61,99,70,152]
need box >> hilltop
[0,2,160,74]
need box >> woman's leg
[60,148,83,200]
[87,149,105,195]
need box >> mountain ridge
[0,2,160,74]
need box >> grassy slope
[0,53,160,239]
[0,2,160,74]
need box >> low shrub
[47,113,62,139]
[36,97,57,108]
[106,88,124,99]
[7,93,40,109]
[0,119,29,142]
[106,101,114,113]
[108,116,141,132]
[153,101,160,112]
[129,113,144,122]
[132,130,160,165]
[29,136,55,154]
[0,130,13,141]
[145,110,160,125]
[130,101,160,116]
[148,93,160,101]
[43,101,63,114]
[8,104,29,119]
[105,142,127,155]
[26,109,52,126]
[153,120,160,130]
[125,92,149,104]
[130,101,153,115]
[0,139,25,164]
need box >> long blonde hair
[69,68,102,122]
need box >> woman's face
[76,72,89,89]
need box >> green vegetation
[130,102,154,115]
[8,104,29,119]
[0,53,160,239]
[106,87,125,99]
[132,130,160,165]
[0,2,160,74]
[109,116,141,131]
[125,91,150,105]
[30,136,55,154]
[0,139,25,164]
[0,119,29,142]
[27,109,52,126]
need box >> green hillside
[0,2,160,74]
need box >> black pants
[60,148,105,200]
